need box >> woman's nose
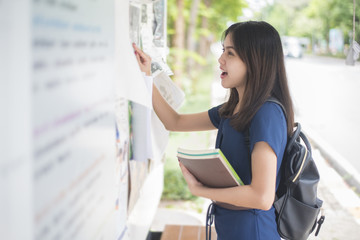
[218,53,224,65]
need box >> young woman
[133,21,294,240]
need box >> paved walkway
[308,149,360,239]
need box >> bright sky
[239,0,274,21]
[246,0,274,10]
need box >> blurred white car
[282,36,303,58]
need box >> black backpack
[259,98,325,240]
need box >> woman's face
[218,34,247,92]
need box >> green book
[177,148,247,210]
[177,148,244,187]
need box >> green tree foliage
[167,0,247,44]
[259,0,359,54]
[261,0,310,37]
[202,0,248,39]
[167,0,247,82]
[306,0,358,45]
[162,168,197,200]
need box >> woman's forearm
[152,84,216,132]
[196,184,274,211]
[152,84,180,131]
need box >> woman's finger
[180,163,194,180]
[132,42,140,51]
[132,43,144,55]
[133,47,146,65]
[134,50,141,64]
[179,162,186,172]
[132,43,150,60]
[138,50,149,61]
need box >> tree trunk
[186,0,201,77]
[173,0,185,83]
[199,0,212,58]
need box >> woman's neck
[233,87,244,115]
[233,102,241,115]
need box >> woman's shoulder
[249,101,287,153]
[250,101,286,130]
[208,103,225,116]
[208,103,225,128]
[255,101,285,120]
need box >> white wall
[0,0,168,239]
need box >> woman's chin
[220,80,230,89]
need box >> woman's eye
[221,48,234,56]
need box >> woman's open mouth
[220,71,228,79]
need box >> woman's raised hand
[132,43,152,76]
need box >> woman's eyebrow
[224,46,235,50]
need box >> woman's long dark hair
[219,21,294,136]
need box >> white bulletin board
[0,0,170,240]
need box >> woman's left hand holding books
[179,162,205,196]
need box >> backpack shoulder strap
[245,97,286,145]
[266,97,287,120]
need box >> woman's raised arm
[132,43,215,132]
